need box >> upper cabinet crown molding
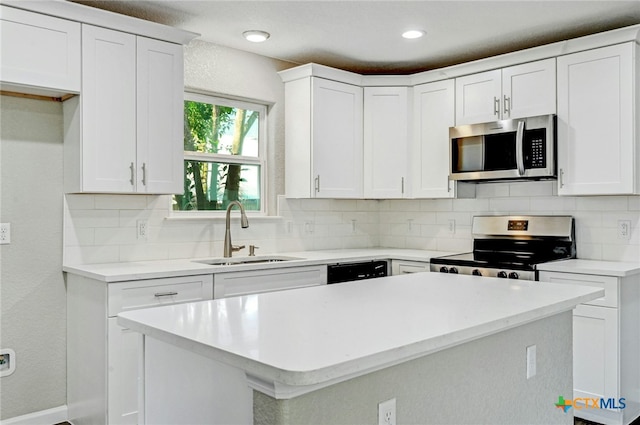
[409,24,640,86]
[1,0,199,45]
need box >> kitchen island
[119,272,603,425]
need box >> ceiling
[71,1,640,74]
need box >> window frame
[171,91,268,217]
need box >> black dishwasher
[326,260,388,284]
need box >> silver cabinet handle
[447,177,451,192]
[142,163,147,186]
[503,95,511,117]
[401,177,405,194]
[494,97,500,116]
[559,168,565,188]
[314,175,320,193]
[154,291,178,298]
[129,162,135,186]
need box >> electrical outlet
[137,220,148,240]
[0,223,11,245]
[378,398,396,425]
[618,220,632,240]
[526,345,536,379]
[448,219,456,234]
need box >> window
[173,93,267,213]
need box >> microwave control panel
[524,129,546,169]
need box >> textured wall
[254,311,574,425]
[0,96,67,419]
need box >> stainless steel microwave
[449,114,556,181]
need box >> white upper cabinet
[557,42,638,195]
[412,80,455,198]
[136,36,185,194]
[363,87,411,198]
[65,25,184,194]
[0,5,80,94]
[284,76,363,198]
[455,58,556,124]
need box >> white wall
[0,96,67,420]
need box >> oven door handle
[515,120,525,176]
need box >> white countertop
[118,272,603,397]
[537,259,640,277]
[62,248,452,282]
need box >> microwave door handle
[516,120,525,176]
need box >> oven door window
[483,132,517,171]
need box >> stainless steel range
[430,215,576,281]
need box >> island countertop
[118,272,603,398]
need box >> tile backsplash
[63,182,640,265]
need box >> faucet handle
[249,245,259,256]
[231,245,245,253]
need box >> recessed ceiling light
[402,30,425,39]
[243,30,270,43]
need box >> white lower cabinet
[67,273,214,425]
[214,265,327,298]
[391,260,430,275]
[539,270,640,425]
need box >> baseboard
[0,406,68,425]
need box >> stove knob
[449,267,459,274]
[472,269,482,276]
[439,266,449,273]
[497,271,508,278]
[508,272,519,279]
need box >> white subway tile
[436,211,472,226]
[601,244,640,262]
[576,243,602,260]
[119,244,170,262]
[453,198,490,212]
[68,210,120,228]
[629,196,640,211]
[476,183,509,198]
[489,197,531,213]
[94,227,137,245]
[65,194,95,210]
[436,238,472,253]
[508,181,554,197]
[95,194,147,210]
[576,196,628,211]
[420,199,453,212]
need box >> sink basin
[194,255,303,266]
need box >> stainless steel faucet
[223,201,249,257]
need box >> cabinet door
[502,58,556,119]
[108,318,139,425]
[412,80,455,198]
[455,69,501,125]
[136,37,184,194]
[81,25,137,192]
[557,43,636,195]
[0,6,80,93]
[391,260,430,275]
[363,87,410,198]
[572,305,619,403]
[312,78,363,198]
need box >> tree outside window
[174,93,266,213]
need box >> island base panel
[253,312,573,425]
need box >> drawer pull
[154,291,178,298]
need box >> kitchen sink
[193,255,303,266]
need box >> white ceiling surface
[73,1,640,73]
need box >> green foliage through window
[173,94,266,212]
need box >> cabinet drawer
[539,271,619,308]
[391,260,430,275]
[108,275,213,317]
[214,265,327,299]
[0,6,81,93]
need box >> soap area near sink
[194,255,304,266]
